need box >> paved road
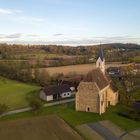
[88,122,119,140]
[0,98,75,117]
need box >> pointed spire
[96,44,105,74]
[97,44,104,61]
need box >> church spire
[96,45,105,74]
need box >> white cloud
[0,8,21,15]
[0,33,140,46]
[16,16,44,23]
[0,8,44,23]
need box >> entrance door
[87,107,90,112]
[108,101,110,106]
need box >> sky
[0,0,140,45]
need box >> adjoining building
[76,48,119,114]
[40,84,72,101]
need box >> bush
[29,98,43,114]
[0,104,8,115]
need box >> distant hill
[99,43,140,50]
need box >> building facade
[76,48,119,114]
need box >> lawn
[1,102,140,131]
[0,77,40,110]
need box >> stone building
[76,48,119,114]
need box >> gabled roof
[97,47,104,61]
[83,68,109,90]
[43,84,71,96]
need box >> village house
[132,63,140,74]
[40,84,72,101]
[107,67,120,76]
[76,48,119,114]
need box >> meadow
[0,77,40,110]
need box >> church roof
[83,68,109,90]
[97,47,104,61]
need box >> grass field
[1,103,140,131]
[0,115,83,140]
[129,56,140,63]
[0,77,40,110]
[40,62,128,75]
[14,52,73,59]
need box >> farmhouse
[40,84,72,101]
[76,48,119,114]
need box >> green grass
[14,52,70,60]
[0,103,140,131]
[129,56,140,63]
[132,89,140,100]
[0,77,40,110]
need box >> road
[0,98,75,117]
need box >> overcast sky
[0,0,140,45]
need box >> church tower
[96,47,105,74]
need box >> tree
[0,104,8,115]
[39,70,50,86]
[29,98,43,114]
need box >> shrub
[0,104,8,115]
[29,98,43,114]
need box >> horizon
[0,0,140,45]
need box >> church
[75,48,119,114]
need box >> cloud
[0,8,21,15]
[0,8,44,23]
[0,33,22,40]
[5,33,22,39]
[0,34,140,46]
[15,16,44,23]
[53,34,64,36]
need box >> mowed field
[0,77,40,110]
[0,115,83,140]
[40,62,128,75]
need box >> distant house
[107,67,120,76]
[40,84,72,101]
[76,48,119,114]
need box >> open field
[40,62,129,75]
[129,56,140,63]
[0,77,40,110]
[1,103,140,131]
[0,115,83,140]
